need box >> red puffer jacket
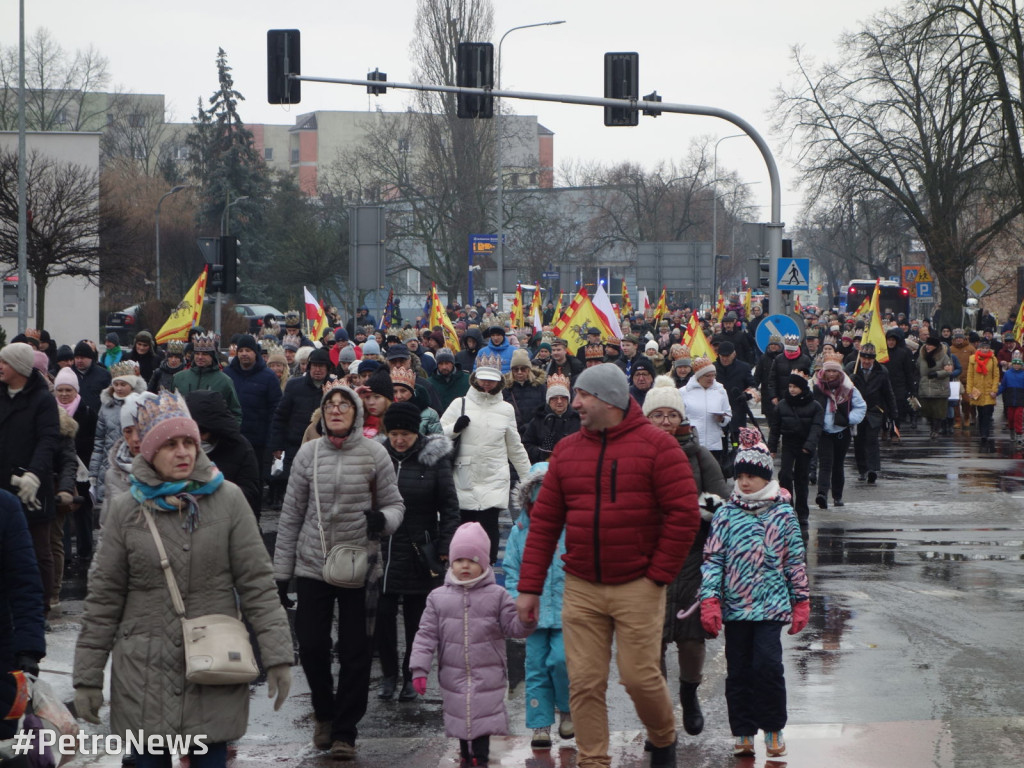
[517,401,700,593]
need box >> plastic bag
[270,456,284,477]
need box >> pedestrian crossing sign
[776,258,810,291]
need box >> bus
[840,280,911,317]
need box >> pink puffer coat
[409,568,534,740]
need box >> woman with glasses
[643,376,730,739]
[273,382,405,760]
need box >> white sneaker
[530,727,552,749]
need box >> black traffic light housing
[367,69,387,95]
[642,90,662,117]
[208,264,225,293]
[221,236,239,294]
[456,42,494,119]
[604,52,639,126]
[267,30,301,105]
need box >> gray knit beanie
[574,363,630,411]
[0,342,36,377]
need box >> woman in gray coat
[273,383,405,760]
[73,390,293,768]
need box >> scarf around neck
[129,467,224,531]
[58,394,81,418]
[729,479,786,511]
[975,349,994,376]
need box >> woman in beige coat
[73,390,293,768]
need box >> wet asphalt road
[47,419,1024,767]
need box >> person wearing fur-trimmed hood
[273,382,404,760]
[374,402,460,703]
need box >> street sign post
[755,313,804,353]
[967,276,990,298]
[777,258,810,291]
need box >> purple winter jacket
[410,567,535,740]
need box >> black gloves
[15,653,39,678]
[454,415,471,433]
[276,581,295,609]
[366,510,387,535]
[928,371,938,379]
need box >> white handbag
[314,440,369,588]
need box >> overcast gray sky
[9,0,895,222]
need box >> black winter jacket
[503,376,548,432]
[767,352,813,402]
[455,329,484,373]
[125,347,164,382]
[270,373,328,456]
[882,332,917,399]
[185,390,261,515]
[381,434,461,595]
[521,404,581,464]
[0,370,60,524]
[148,360,184,394]
[768,390,824,454]
[844,361,898,422]
[225,355,283,449]
[75,362,111,413]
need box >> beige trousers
[562,573,675,768]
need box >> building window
[529,172,538,186]
[510,173,520,187]
[172,145,189,161]
[398,137,411,153]
[291,148,300,164]
[128,112,145,128]
[264,147,274,161]
[54,108,69,126]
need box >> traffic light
[367,68,387,95]
[221,237,240,294]
[267,30,301,105]
[208,264,225,293]
[604,52,639,126]
[642,90,662,117]
[456,42,494,119]
[748,256,771,289]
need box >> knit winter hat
[546,373,571,402]
[1013,351,1023,364]
[334,327,349,342]
[691,356,716,379]
[105,332,120,346]
[382,401,421,434]
[121,391,157,430]
[54,366,79,392]
[0,342,35,377]
[642,375,687,419]
[510,349,532,368]
[338,346,357,365]
[136,389,202,463]
[362,339,382,356]
[788,371,810,393]
[73,340,96,360]
[32,351,49,374]
[191,332,218,353]
[645,340,659,353]
[56,344,75,362]
[574,363,630,410]
[365,367,394,401]
[435,347,455,365]
[733,427,773,481]
[448,521,491,565]
[235,334,259,353]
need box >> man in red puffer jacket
[515,363,699,768]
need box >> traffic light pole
[288,73,786,314]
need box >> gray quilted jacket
[274,385,405,582]
[73,450,293,743]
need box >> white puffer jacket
[440,375,531,511]
[681,375,733,451]
[274,385,405,582]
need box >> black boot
[649,739,677,768]
[680,681,704,735]
[378,675,397,700]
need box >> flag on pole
[593,283,624,339]
[429,283,462,351]
[743,290,752,320]
[621,280,633,319]
[378,289,395,330]
[714,289,726,323]
[1012,300,1024,343]
[638,288,651,315]
[156,267,208,345]
[553,291,564,325]
[851,295,871,317]
[510,283,524,328]
[303,287,329,341]
[652,287,668,324]
[861,279,890,364]
[794,294,803,314]
[682,310,700,347]
[688,321,718,362]
[553,287,617,354]
[528,283,544,332]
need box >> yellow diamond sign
[915,267,932,282]
[967,276,990,298]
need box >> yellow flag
[510,283,524,328]
[714,290,726,323]
[852,295,871,317]
[862,279,890,364]
[743,290,752,319]
[553,291,564,324]
[553,288,616,354]
[621,280,633,318]
[156,267,208,345]
[1012,300,1024,343]
[528,282,543,329]
[430,283,461,351]
[652,288,668,324]
[688,319,718,362]
[794,294,803,314]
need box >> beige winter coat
[274,385,404,582]
[73,451,293,743]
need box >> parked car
[234,304,285,335]
[104,304,141,346]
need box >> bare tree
[0,149,108,327]
[777,4,1021,324]
[100,96,170,176]
[0,28,110,131]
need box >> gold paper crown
[166,340,185,355]
[136,389,190,443]
[191,332,219,352]
[284,310,301,327]
[109,360,140,379]
[320,377,344,396]
[390,366,417,391]
[476,352,503,372]
[822,350,844,366]
[547,373,571,391]
[261,340,284,357]
[691,356,715,376]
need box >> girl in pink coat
[410,522,536,766]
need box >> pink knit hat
[54,367,80,392]
[136,389,201,463]
[448,522,491,565]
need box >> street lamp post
[155,185,191,301]
[495,20,565,309]
[711,133,746,273]
[712,180,760,297]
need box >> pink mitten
[412,677,427,696]
[700,598,722,638]
[788,600,810,635]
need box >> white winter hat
[641,375,687,419]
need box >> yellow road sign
[915,267,932,282]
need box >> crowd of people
[0,294,1018,767]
